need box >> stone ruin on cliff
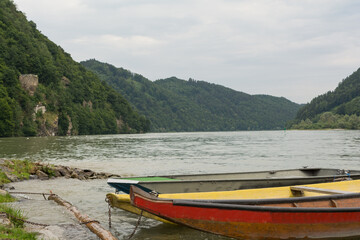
[19,74,38,96]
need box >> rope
[7,191,99,227]
[80,220,100,225]
[17,218,51,227]
[105,197,112,229]
[105,196,142,238]
[8,191,53,200]
[128,210,143,239]
[1,210,100,227]
[0,211,50,227]
[2,191,55,226]
[8,191,53,195]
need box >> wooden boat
[130,181,360,239]
[107,168,359,194]
[106,192,174,224]
[106,179,360,224]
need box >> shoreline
[0,159,119,240]
[0,159,120,184]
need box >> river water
[1,130,360,239]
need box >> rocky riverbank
[0,159,121,240]
[0,159,120,184]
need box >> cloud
[71,34,164,56]
[13,0,360,103]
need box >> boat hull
[107,179,360,224]
[106,193,174,224]
[130,186,360,239]
[172,218,360,239]
[107,168,358,194]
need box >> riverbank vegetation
[289,68,360,130]
[0,0,149,137]
[0,200,36,240]
[0,159,46,185]
[82,59,301,132]
[0,159,118,185]
[0,160,37,239]
[0,158,118,239]
[290,112,360,130]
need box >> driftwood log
[48,194,117,240]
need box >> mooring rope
[106,196,145,239]
[105,195,143,239]
[105,197,112,229]
[0,211,50,227]
[80,220,101,225]
[8,191,53,200]
[8,191,52,195]
[128,210,143,239]
[7,191,100,227]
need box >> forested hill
[290,68,360,129]
[0,0,149,137]
[82,59,301,132]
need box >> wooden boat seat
[290,186,352,197]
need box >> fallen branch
[48,194,117,240]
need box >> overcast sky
[13,0,360,104]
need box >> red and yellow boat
[130,182,360,239]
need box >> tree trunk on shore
[48,194,117,240]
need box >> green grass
[4,159,35,180]
[0,193,15,203]
[0,172,11,185]
[2,159,57,180]
[0,159,39,240]
[0,195,37,240]
[0,201,37,240]
[0,225,37,240]
[0,203,26,228]
[40,164,56,178]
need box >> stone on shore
[0,159,121,184]
[36,170,49,180]
[26,224,98,240]
[4,172,19,182]
[0,189,8,195]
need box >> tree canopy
[289,68,360,130]
[82,59,301,132]
[0,0,149,137]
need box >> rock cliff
[19,74,38,96]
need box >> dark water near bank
[1,130,360,239]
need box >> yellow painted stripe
[160,179,360,199]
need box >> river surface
[1,130,360,239]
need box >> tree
[0,97,14,136]
[58,111,69,136]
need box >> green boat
[107,168,359,194]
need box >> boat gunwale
[109,168,359,181]
[108,175,357,184]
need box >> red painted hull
[130,186,360,239]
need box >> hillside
[290,68,360,129]
[82,59,301,132]
[0,0,149,137]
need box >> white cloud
[71,34,164,56]
[13,0,360,103]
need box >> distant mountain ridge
[0,0,149,137]
[290,68,360,129]
[82,59,301,132]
